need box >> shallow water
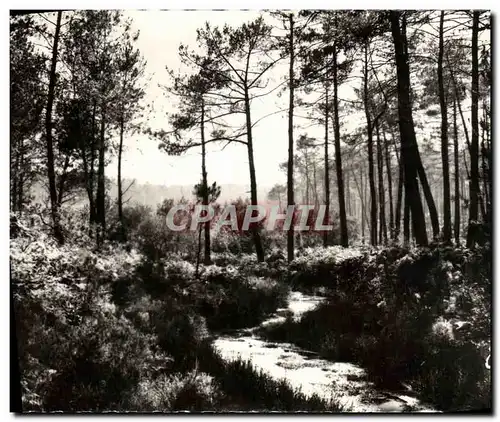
[213,290,436,413]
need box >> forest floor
[11,217,491,412]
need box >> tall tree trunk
[448,56,471,153]
[313,159,319,208]
[96,106,106,245]
[395,159,403,241]
[11,146,19,212]
[363,166,370,239]
[12,137,24,212]
[323,83,330,247]
[453,98,461,245]
[18,143,24,213]
[57,152,70,207]
[390,11,428,246]
[304,149,310,204]
[363,42,378,246]
[392,133,403,241]
[361,169,365,243]
[467,11,480,247]
[384,130,394,239]
[287,13,295,262]
[353,167,366,243]
[80,134,93,231]
[346,169,352,216]
[482,102,491,227]
[438,11,451,243]
[416,158,440,238]
[117,112,125,240]
[485,104,491,225]
[244,88,265,262]
[89,100,97,232]
[200,101,211,264]
[333,43,348,247]
[478,110,487,222]
[376,122,387,245]
[403,186,410,245]
[44,11,64,244]
[195,224,202,279]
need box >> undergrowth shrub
[130,371,223,412]
[195,271,289,331]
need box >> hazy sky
[69,10,487,189]
[110,10,359,188]
[111,10,286,188]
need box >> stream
[213,291,436,413]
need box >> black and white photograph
[9,8,492,413]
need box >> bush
[195,272,289,331]
[11,226,169,411]
[130,371,223,412]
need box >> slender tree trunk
[363,42,378,246]
[403,186,410,245]
[390,11,428,246]
[467,11,480,247]
[361,171,365,242]
[244,88,265,262]
[313,159,319,208]
[480,104,489,214]
[346,169,352,216]
[478,109,487,222]
[383,130,394,239]
[80,135,93,232]
[333,44,348,247]
[482,102,491,227]
[485,105,491,224]
[323,83,330,247]
[416,158,440,239]
[287,13,295,262]
[463,149,470,180]
[453,98,461,245]
[304,149,311,204]
[438,11,451,243]
[353,166,367,243]
[201,101,211,264]
[57,152,70,207]
[117,112,125,240]
[18,143,24,213]
[195,223,202,279]
[12,137,23,212]
[392,134,403,241]
[96,106,106,245]
[376,122,387,245]
[448,56,471,153]
[395,163,404,242]
[363,166,370,239]
[44,11,64,244]
[480,102,489,222]
[11,147,19,211]
[89,100,97,232]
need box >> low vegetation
[259,244,491,412]
[11,213,332,412]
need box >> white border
[2,3,497,420]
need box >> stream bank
[213,290,436,413]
